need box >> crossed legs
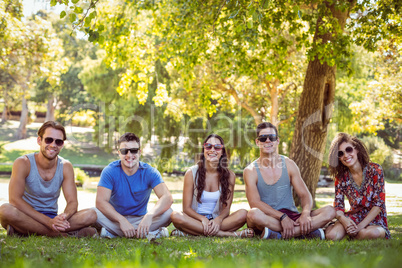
[247,206,335,238]
[326,221,386,240]
[171,209,252,237]
[0,203,97,237]
[94,207,172,237]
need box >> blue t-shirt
[98,160,164,216]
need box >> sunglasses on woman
[119,148,140,155]
[44,137,64,146]
[203,143,224,151]
[257,134,278,142]
[338,146,354,158]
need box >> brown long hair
[196,134,231,207]
[328,133,370,180]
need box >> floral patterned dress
[334,162,391,239]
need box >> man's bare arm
[243,166,283,220]
[9,157,58,230]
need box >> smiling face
[338,142,359,169]
[38,127,64,161]
[203,137,223,163]
[256,127,279,155]
[118,140,141,172]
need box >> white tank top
[197,190,220,214]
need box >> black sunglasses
[203,143,223,151]
[44,137,64,146]
[338,146,354,158]
[257,134,278,142]
[119,148,140,155]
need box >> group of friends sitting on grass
[0,121,390,240]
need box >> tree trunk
[1,104,7,123]
[1,89,8,123]
[290,2,353,204]
[16,93,29,139]
[265,79,280,128]
[45,94,55,122]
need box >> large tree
[151,0,308,127]
[289,1,401,201]
[32,11,96,123]
[54,0,401,199]
[289,2,354,201]
[1,1,66,138]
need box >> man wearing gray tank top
[0,121,97,237]
[244,122,335,240]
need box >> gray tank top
[255,155,298,213]
[22,153,65,214]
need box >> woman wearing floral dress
[326,133,390,240]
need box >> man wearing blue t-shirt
[95,132,173,238]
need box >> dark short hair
[37,121,66,140]
[256,122,278,137]
[117,133,140,148]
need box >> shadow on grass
[389,214,402,238]
[0,149,35,163]
[0,147,115,167]
[0,123,38,142]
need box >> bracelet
[280,213,287,222]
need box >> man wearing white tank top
[244,122,335,240]
[0,121,97,237]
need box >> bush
[62,110,96,127]
[74,168,90,186]
[0,165,12,173]
[385,167,402,182]
[361,136,393,167]
[235,177,244,185]
[361,136,399,181]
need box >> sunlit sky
[22,0,64,17]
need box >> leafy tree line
[57,0,400,198]
[1,1,400,200]
[0,1,97,138]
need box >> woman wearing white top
[170,134,254,238]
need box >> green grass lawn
[0,215,401,268]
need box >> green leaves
[86,29,100,43]
[74,7,83,14]
[69,13,76,23]
[60,11,67,19]
[247,19,253,29]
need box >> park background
[0,0,401,268]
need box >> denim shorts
[38,211,57,219]
[199,213,214,220]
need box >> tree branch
[218,80,262,124]
[278,111,297,126]
[74,0,100,30]
[278,82,298,105]
[212,0,227,33]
